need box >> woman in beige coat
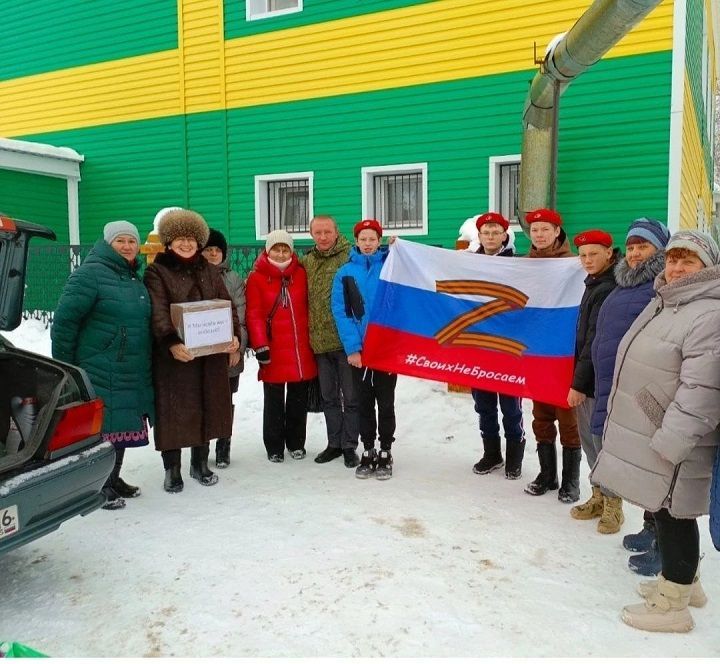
[591,230,720,633]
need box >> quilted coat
[590,265,720,518]
[143,250,241,451]
[245,252,317,384]
[51,239,154,437]
[300,235,352,354]
[216,261,247,377]
[330,246,388,356]
[589,252,665,435]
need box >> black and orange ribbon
[434,280,528,356]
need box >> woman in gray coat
[202,228,248,467]
[591,230,720,633]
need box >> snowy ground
[2,319,720,657]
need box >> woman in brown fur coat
[144,209,241,493]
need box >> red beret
[525,208,563,226]
[573,229,613,248]
[354,219,382,238]
[475,212,509,232]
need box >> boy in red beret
[468,212,526,479]
[524,208,583,502]
[331,219,397,479]
[568,229,624,532]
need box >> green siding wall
[23,117,188,243]
[224,0,435,39]
[0,170,68,241]
[0,0,177,81]
[19,50,671,254]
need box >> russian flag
[362,239,586,407]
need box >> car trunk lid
[0,216,56,331]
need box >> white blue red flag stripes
[362,239,587,407]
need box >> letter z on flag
[362,239,586,407]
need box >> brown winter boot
[597,496,625,534]
[637,573,707,608]
[570,486,603,520]
[622,577,694,633]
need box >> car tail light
[47,399,104,452]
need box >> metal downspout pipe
[518,0,663,234]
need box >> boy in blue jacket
[331,219,396,479]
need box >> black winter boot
[524,443,559,495]
[504,438,525,479]
[472,437,503,475]
[190,444,219,486]
[164,465,184,493]
[112,476,141,498]
[215,438,231,468]
[558,446,581,503]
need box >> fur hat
[573,229,613,248]
[666,230,720,268]
[526,208,563,226]
[103,220,140,245]
[265,229,294,253]
[157,209,209,248]
[625,217,670,250]
[475,212,509,232]
[353,219,383,238]
[205,228,228,262]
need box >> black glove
[255,347,270,364]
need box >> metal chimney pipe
[518,0,663,235]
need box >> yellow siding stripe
[678,76,712,230]
[225,0,674,108]
[0,0,674,137]
[0,50,181,136]
[181,0,226,113]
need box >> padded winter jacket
[590,265,720,518]
[589,252,665,435]
[300,235,352,354]
[245,252,317,384]
[571,251,619,397]
[216,261,247,377]
[51,239,155,435]
[330,246,389,356]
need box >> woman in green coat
[52,221,155,510]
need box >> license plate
[0,505,19,539]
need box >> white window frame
[254,171,314,240]
[488,154,522,232]
[246,0,302,22]
[361,163,428,236]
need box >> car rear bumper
[0,441,115,555]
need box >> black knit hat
[205,228,228,262]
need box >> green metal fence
[22,243,314,325]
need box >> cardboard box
[170,299,233,357]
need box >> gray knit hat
[265,229,294,253]
[666,230,720,268]
[625,217,671,250]
[157,209,210,248]
[104,220,140,245]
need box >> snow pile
[1,320,719,656]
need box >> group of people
[50,205,720,634]
[466,208,720,633]
[51,209,399,504]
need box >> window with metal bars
[498,162,520,223]
[266,179,309,233]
